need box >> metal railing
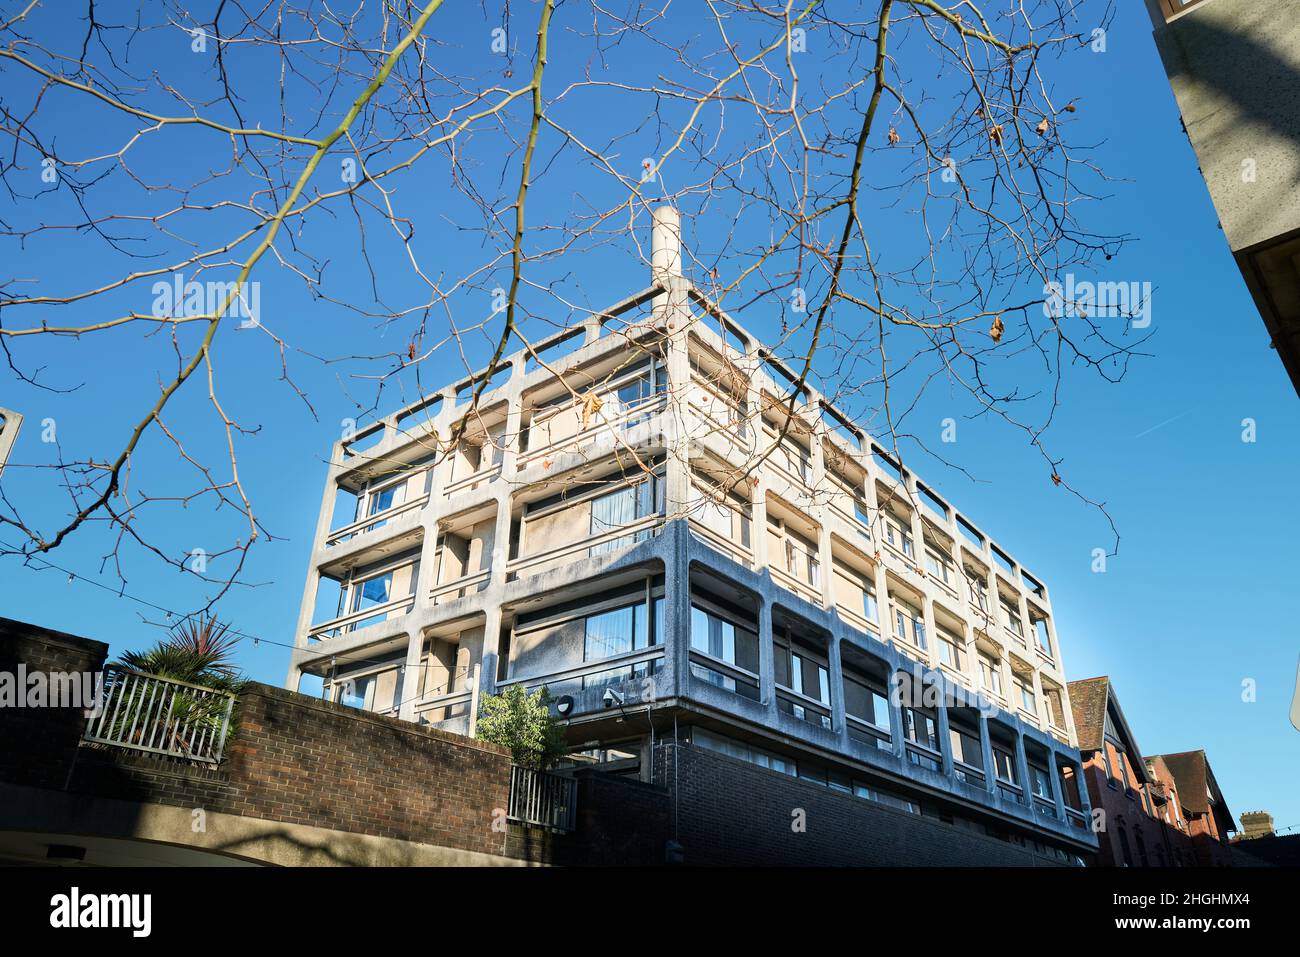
[81,666,236,764]
[507,765,577,832]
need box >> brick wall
[70,683,514,858]
[658,742,1071,866]
[0,618,108,790]
[1,616,666,865]
[509,769,672,866]
[1081,754,1200,867]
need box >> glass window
[862,586,879,622]
[1034,618,1052,656]
[1002,599,1024,636]
[937,632,965,670]
[690,603,760,699]
[589,479,657,554]
[1019,680,1035,715]
[775,637,830,705]
[1030,764,1053,800]
[894,603,926,650]
[845,673,891,731]
[886,520,913,557]
[979,654,1002,695]
[904,707,938,751]
[369,481,406,517]
[925,550,952,584]
[584,603,651,660]
[993,747,1016,782]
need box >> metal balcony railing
[507,766,578,832]
[81,666,236,764]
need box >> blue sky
[1,2,1296,831]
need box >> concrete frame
[286,208,1097,853]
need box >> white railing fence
[81,665,237,764]
[507,765,578,832]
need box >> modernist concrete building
[1144,0,1300,393]
[287,208,1098,862]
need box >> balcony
[429,568,491,605]
[518,370,666,473]
[509,513,662,581]
[326,490,429,547]
[308,593,415,643]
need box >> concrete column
[1050,750,1068,822]
[661,519,691,701]
[1073,757,1094,818]
[1030,667,1047,728]
[1014,729,1033,804]
[651,205,683,286]
[934,677,955,777]
[285,438,348,688]
[808,406,835,611]
[998,648,1015,714]
[978,711,997,794]
[887,661,907,760]
[398,629,425,722]
[757,598,776,711]
[828,630,846,738]
[487,383,524,591]
[470,604,503,734]
[412,392,454,617]
[745,342,769,574]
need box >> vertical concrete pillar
[828,628,846,738]
[745,339,768,574]
[1050,750,1068,822]
[651,205,683,285]
[934,677,955,778]
[470,604,504,735]
[757,598,776,711]
[398,628,425,722]
[661,518,691,701]
[887,659,907,760]
[978,711,997,794]
[1014,729,1033,805]
[412,391,454,618]
[286,436,348,688]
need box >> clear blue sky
[1,3,1296,832]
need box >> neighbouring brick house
[1069,677,1237,867]
[1150,750,1238,867]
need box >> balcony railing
[81,666,236,765]
[687,517,753,567]
[430,568,491,604]
[497,646,664,701]
[508,765,578,832]
[518,393,666,472]
[326,493,429,546]
[770,563,822,606]
[442,463,502,500]
[508,514,662,579]
[308,594,415,642]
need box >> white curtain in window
[590,486,638,554]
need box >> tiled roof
[1154,750,1210,815]
[1067,676,1110,752]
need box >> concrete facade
[1145,0,1300,391]
[288,207,1098,858]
